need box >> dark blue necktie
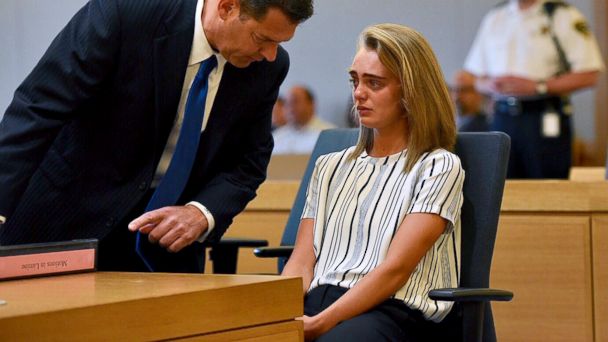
[136,55,217,271]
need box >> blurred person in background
[272,85,335,154]
[272,96,287,131]
[450,70,489,132]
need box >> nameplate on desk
[0,239,97,281]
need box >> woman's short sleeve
[407,151,465,232]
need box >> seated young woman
[281,23,465,341]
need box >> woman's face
[349,48,405,130]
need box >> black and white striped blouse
[302,146,465,322]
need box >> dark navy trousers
[304,285,458,342]
[492,97,572,179]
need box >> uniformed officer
[464,0,604,179]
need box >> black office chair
[254,128,513,342]
[206,237,268,274]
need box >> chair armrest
[430,288,513,342]
[253,246,294,258]
[208,238,268,274]
[428,287,513,302]
[216,237,268,247]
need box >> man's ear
[217,0,240,20]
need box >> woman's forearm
[312,214,447,331]
[315,262,411,328]
[281,218,316,295]
[282,261,314,294]
[547,70,599,96]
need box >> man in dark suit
[0,0,313,272]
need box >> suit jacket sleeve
[194,50,289,243]
[0,0,120,219]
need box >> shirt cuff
[0,215,5,224]
[186,202,215,243]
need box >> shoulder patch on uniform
[574,20,590,37]
[540,25,550,35]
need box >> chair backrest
[453,132,510,342]
[456,132,510,289]
[278,129,510,341]
[279,128,359,262]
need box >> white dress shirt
[272,116,335,155]
[464,0,604,80]
[154,0,227,242]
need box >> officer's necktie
[136,55,217,271]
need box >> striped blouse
[302,146,465,322]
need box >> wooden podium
[0,272,303,341]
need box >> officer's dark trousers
[492,97,572,179]
[304,285,456,342]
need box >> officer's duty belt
[494,96,564,116]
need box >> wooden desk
[0,272,303,341]
[223,180,608,342]
[267,155,310,180]
[569,166,606,182]
[494,181,608,342]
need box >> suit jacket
[0,0,286,250]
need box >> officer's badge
[573,20,590,37]
[540,25,550,35]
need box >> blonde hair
[350,23,456,173]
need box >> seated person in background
[450,70,489,132]
[282,23,465,341]
[272,85,335,154]
[272,96,287,131]
[344,96,359,128]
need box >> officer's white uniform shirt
[465,0,604,81]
